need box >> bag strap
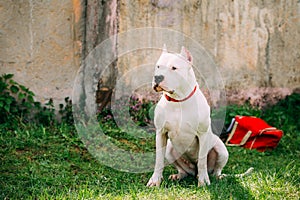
[248,127,279,150]
[258,127,277,135]
[225,121,253,146]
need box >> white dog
[147,45,229,187]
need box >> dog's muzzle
[153,75,164,92]
[152,75,174,94]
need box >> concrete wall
[118,0,300,106]
[0,0,299,107]
[0,0,81,105]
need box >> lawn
[1,93,300,199]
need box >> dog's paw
[197,178,211,187]
[217,174,227,179]
[197,171,210,187]
[146,175,163,187]
[168,172,188,181]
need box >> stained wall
[0,0,299,107]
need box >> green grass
[1,124,299,199]
[1,93,300,199]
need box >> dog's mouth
[153,84,174,94]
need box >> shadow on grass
[207,176,254,200]
[175,173,254,199]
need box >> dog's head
[152,45,196,97]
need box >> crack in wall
[29,0,34,61]
[264,27,272,87]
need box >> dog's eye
[171,66,177,70]
[157,66,160,69]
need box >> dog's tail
[220,167,254,178]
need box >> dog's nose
[154,75,164,84]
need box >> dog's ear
[162,44,168,53]
[180,46,193,64]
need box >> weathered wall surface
[0,0,81,105]
[0,0,299,107]
[118,0,300,105]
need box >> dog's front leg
[147,129,167,187]
[197,133,211,186]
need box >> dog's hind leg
[212,138,229,178]
[165,140,196,180]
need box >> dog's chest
[162,104,199,139]
[155,97,201,131]
[166,118,199,160]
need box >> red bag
[225,116,283,152]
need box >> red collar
[165,85,197,102]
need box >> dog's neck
[165,84,198,102]
[164,80,198,102]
